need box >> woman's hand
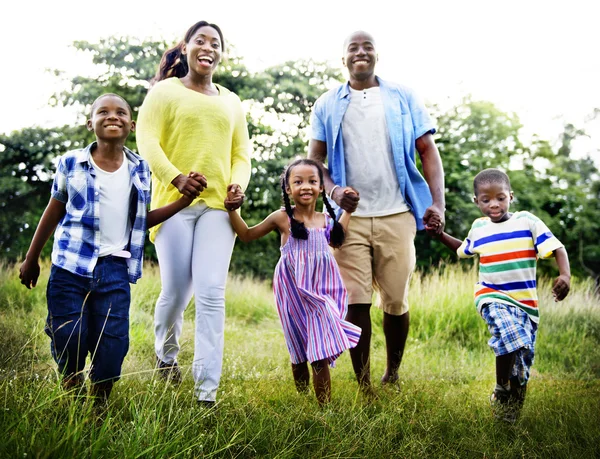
[172,173,207,198]
[225,184,245,211]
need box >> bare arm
[19,198,66,289]
[552,247,571,301]
[416,132,445,234]
[147,195,193,228]
[227,209,285,243]
[338,210,352,233]
[437,231,463,253]
[308,139,360,212]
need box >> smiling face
[342,31,377,81]
[87,95,134,141]
[182,25,223,77]
[474,181,514,223]
[286,164,323,207]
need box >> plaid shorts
[480,302,538,384]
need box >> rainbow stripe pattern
[457,211,563,322]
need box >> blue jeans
[45,257,130,383]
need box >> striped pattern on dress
[457,211,563,322]
[273,215,361,365]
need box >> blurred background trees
[1,36,598,281]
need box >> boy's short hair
[473,168,511,195]
[90,93,133,118]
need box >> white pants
[154,203,235,401]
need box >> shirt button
[95,249,99,253]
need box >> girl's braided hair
[155,21,225,82]
[281,159,346,248]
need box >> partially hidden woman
[136,20,251,405]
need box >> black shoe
[197,400,216,409]
[156,357,183,385]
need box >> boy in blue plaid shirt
[19,94,201,405]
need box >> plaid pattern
[51,142,150,283]
[480,302,537,384]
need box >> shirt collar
[339,75,383,100]
[74,141,142,166]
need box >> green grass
[0,261,599,458]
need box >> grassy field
[0,262,599,458]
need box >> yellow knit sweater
[136,78,252,241]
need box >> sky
[1,0,598,156]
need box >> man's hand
[331,186,360,213]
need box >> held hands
[178,172,205,206]
[172,172,207,198]
[552,274,571,302]
[330,186,360,213]
[423,204,445,236]
[224,184,245,211]
[19,258,40,289]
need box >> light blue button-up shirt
[311,77,436,230]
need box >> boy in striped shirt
[435,168,570,422]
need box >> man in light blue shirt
[308,30,445,396]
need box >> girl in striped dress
[226,159,361,405]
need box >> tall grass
[0,261,599,458]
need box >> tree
[2,37,598,283]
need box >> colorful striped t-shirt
[457,211,563,322]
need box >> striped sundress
[273,215,361,366]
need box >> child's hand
[552,274,571,301]
[19,258,40,289]
[425,214,443,235]
[225,183,245,211]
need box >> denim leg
[87,257,131,383]
[45,265,91,379]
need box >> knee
[46,314,85,343]
[156,289,192,312]
[195,284,226,306]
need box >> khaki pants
[333,212,416,315]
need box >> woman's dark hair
[281,159,346,248]
[155,21,225,82]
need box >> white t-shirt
[89,153,132,257]
[342,86,410,217]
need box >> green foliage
[0,126,85,257]
[1,36,599,283]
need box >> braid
[280,176,308,240]
[322,189,346,248]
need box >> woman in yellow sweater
[136,20,251,406]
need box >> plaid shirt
[51,142,150,283]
